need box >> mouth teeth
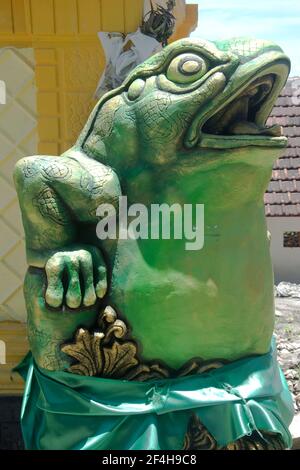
[202,74,280,138]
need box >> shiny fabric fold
[16,341,294,450]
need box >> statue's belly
[109,237,275,369]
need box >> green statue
[14,38,294,450]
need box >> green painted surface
[16,344,294,449]
[14,37,290,370]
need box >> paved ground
[275,297,300,412]
[275,297,300,446]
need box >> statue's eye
[167,54,208,84]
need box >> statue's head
[78,37,290,173]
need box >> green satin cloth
[16,341,294,450]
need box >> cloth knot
[146,383,169,410]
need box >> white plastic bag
[95,29,162,98]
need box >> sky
[186,0,300,76]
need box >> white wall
[267,217,300,283]
[0,47,37,322]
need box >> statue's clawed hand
[44,245,107,309]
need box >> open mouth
[202,74,282,138]
[184,58,290,150]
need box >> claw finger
[95,265,107,299]
[45,256,64,307]
[87,247,107,299]
[83,286,97,306]
[79,252,97,306]
[45,284,64,308]
[66,275,81,308]
[65,258,81,308]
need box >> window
[283,231,300,247]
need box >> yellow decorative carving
[0,0,145,154]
